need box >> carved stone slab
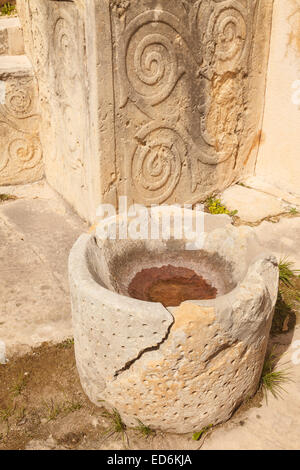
[17,0,273,221]
[0,56,43,185]
[109,0,274,205]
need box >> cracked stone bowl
[69,208,278,433]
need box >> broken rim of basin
[69,207,278,376]
[68,207,279,432]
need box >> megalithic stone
[17,0,273,222]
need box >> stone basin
[69,208,279,433]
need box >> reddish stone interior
[128,264,217,307]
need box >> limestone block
[0,55,43,185]
[69,209,279,433]
[220,184,289,222]
[256,0,300,199]
[108,0,274,206]
[0,17,24,56]
[17,0,274,222]
[17,0,97,221]
[253,216,300,270]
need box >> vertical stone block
[17,0,273,221]
[17,0,93,219]
[256,0,300,199]
[108,0,273,206]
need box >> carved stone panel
[17,0,273,220]
[109,0,273,205]
[17,0,92,220]
[0,61,43,185]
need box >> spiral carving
[132,127,184,204]
[5,84,33,118]
[54,19,71,55]
[122,11,186,107]
[53,17,77,97]
[130,33,177,99]
[8,136,42,170]
[207,4,247,68]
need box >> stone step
[0,16,24,56]
[0,54,33,77]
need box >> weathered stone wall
[17,0,273,221]
[16,0,94,220]
[256,0,300,200]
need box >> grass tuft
[193,424,213,441]
[0,2,15,16]
[260,350,291,402]
[57,338,74,349]
[44,397,82,421]
[0,193,17,202]
[278,257,300,288]
[0,403,15,423]
[102,408,128,446]
[135,419,155,438]
[10,372,28,397]
[63,399,82,414]
[103,408,126,434]
[44,399,61,421]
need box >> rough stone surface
[242,176,300,208]
[0,54,43,185]
[17,0,273,222]
[220,184,290,222]
[202,326,300,450]
[0,17,24,56]
[69,209,279,433]
[256,0,300,199]
[253,216,300,270]
[0,181,87,357]
[17,0,99,221]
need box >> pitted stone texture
[0,55,43,185]
[69,209,279,432]
[0,17,24,56]
[69,234,174,396]
[17,0,273,221]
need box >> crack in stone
[113,312,175,378]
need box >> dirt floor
[0,340,203,450]
[0,339,265,451]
